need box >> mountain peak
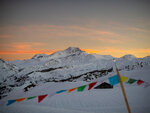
[65,47,82,53]
[121,54,136,60]
[32,54,48,59]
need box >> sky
[0,0,150,61]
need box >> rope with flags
[6,75,149,106]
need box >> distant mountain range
[0,47,150,99]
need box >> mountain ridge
[0,47,150,99]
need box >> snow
[32,54,48,59]
[0,47,150,113]
[4,47,149,83]
[0,66,150,113]
[120,54,137,61]
[0,59,18,82]
[92,53,114,60]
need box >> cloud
[0,24,123,44]
[0,47,149,61]
[0,34,13,38]
[12,42,44,50]
[0,24,149,60]
[0,42,57,55]
[82,48,150,58]
[0,41,56,56]
[0,50,57,55]
[81,49,101,54]
[129,27,150,33]
[95,37,122,44]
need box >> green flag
[27,96,37,100]
[77,85,86,92]
[127,78,137,84]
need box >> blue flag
[108,75,120,86]
[7,100,16,106]
[56,90,67,94]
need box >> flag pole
[113,59,131,113]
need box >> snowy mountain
[120,54,137,60]
[0,47,150,100]
[0,59,18,82]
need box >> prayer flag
[56,90,67,94]
[88,82,97,90]
[143,82,150,88]
[16,98,26,102]
[7,100,16,106]
[38,94,48,103]
[127,78,137,84]
[121,76,128,82]
[27,96,37,100]
[68,88,77,93]
[77,85,86,92]
[108,75,119,86]
[137,80,144,85]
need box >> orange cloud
[0,42,45,51]
[81,49,101,53]
[82,48,150,58]
[13,44,32,50]
[0,50,57,55]
[0,42,58,58]
[0,48,150,61]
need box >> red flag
[137,80,144,85]
[88,82,97,90]
[38,94,48,103]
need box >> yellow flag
[121,76,128,82]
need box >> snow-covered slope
[0,59,18,82]
[0,47,150,100]
[0,66,150,113]
[0,59,19,99]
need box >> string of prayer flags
[38,94,48,103]
[108,75,119,86]
[27,96,37,100]
[68,88,77,93]
[88,82,97,90]
[127,78,137,84]
[6,75,150,106]
[7,100,16,106]
[143,82,150,88]
[16,98,26,102]
[56,90,67,94]
[137,80,144,85]
[121,76,128,82]
[77,85,86,92]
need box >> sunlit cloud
[95,37,122,44]
[0,24,149,60]
[0,47,149,61]
[0,42,45,51]
[81,49,101,54]
[0,25,123,42]
[83,48,150,58]
[0,50,57,55]
[0,34,13,38]
[130,27,149,33]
